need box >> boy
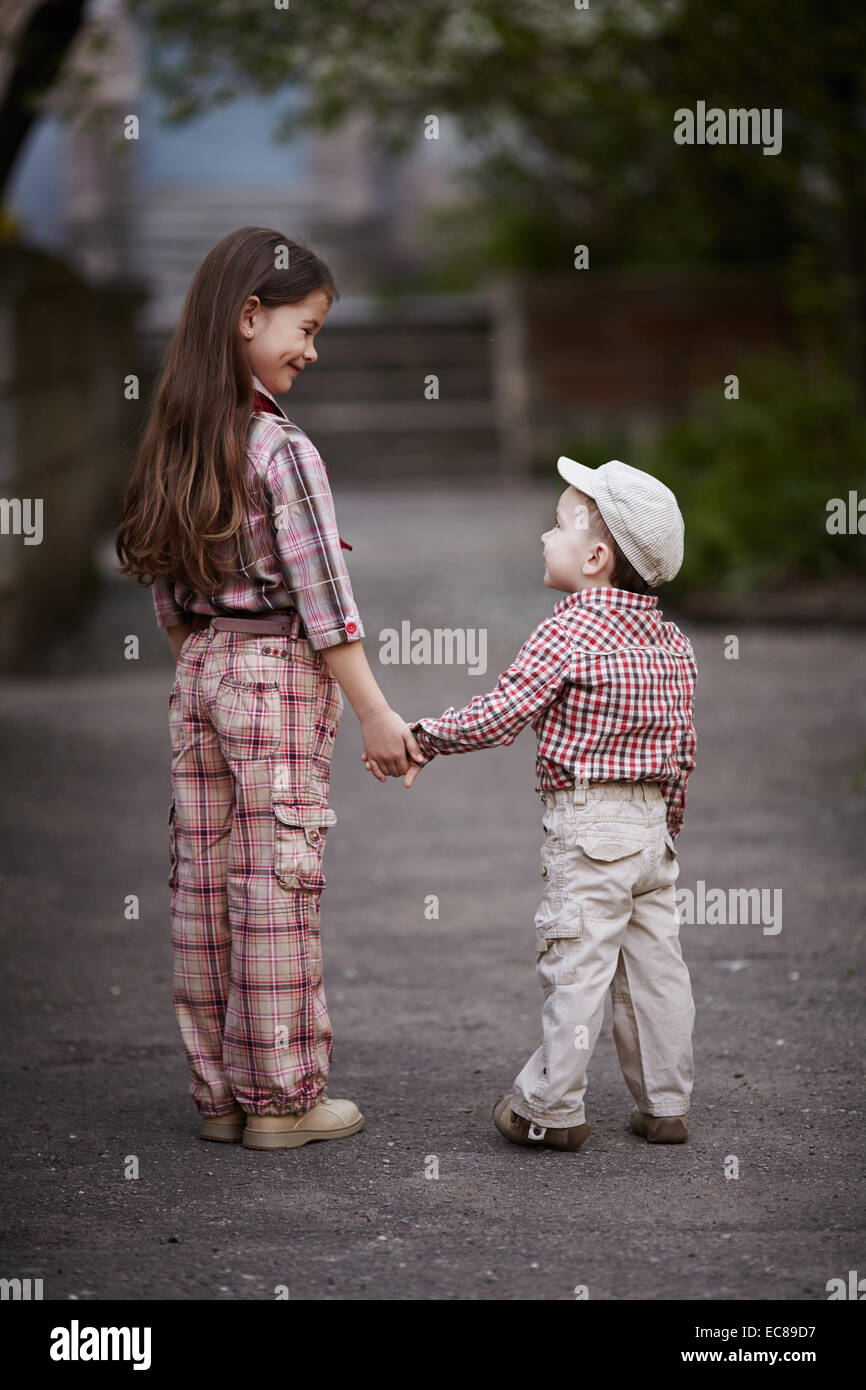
[367,458,697,1151]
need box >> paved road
[1,483,864,1300]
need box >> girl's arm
[166,621,194,663]
[320,639,425,781]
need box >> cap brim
[557,456,599,498]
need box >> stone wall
[0,243,143,670]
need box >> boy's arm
[658,639,697,840]
[408,619,573,764]
[658,720,696,839]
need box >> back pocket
[211,677,280,761]
[573,832,645,862]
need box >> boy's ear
[581,539,602,573]
[582,538,614,577]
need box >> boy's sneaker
[492,1095,590,1152]
[242,1097,364,1149]
[629,1107,688,1143]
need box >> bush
[565,354,866,596]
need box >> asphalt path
[1,483,864,1300]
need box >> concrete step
[138,293,503,477]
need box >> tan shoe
[492,1095,590,1152]
[199,1109,245,1143]
[242,1097,364,1150]
[629,1107,688,1143]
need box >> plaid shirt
[150,377,364,651]
[410,587,697,838]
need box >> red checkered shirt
[150,376,364,650]
[410,587,697,838]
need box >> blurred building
[8,0,797,490]
[6,0,506,492]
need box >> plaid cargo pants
[166,613,343,1118]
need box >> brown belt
[201,613,301,635]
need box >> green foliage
[640,354,866,594]
[558,353,866,595]
[129,0,866,380]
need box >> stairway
[140,292,503,483]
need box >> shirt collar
[554,587,659,618]
[252,374,288,419]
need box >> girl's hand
[360,707,426,779]
[361,753,427,788]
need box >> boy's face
[541,486,616,593]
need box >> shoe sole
[242,1116,365,1150]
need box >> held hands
[359,707,428,788]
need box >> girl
[116,226,424,1151]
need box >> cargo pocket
[537,936,581,987]
[211,677,281,761]
[168,799,178,889]
[535,841,583,949]
[272,802,338,892]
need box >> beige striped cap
[556,457,684,586]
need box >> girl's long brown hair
[115,226,339,595]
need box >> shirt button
[345,621,357,634]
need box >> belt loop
[573,782,586,807]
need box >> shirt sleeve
[410,619,573,760]
[658,675,697,839]
[151,577,187,629]
[266,430,365,651]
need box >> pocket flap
[272,801,337,829]
[575,834,643,861]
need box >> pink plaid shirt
[410,587,697,837]
[150,377,364,651]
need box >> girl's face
[239,288,331,397]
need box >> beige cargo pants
[509,781,695,1131]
